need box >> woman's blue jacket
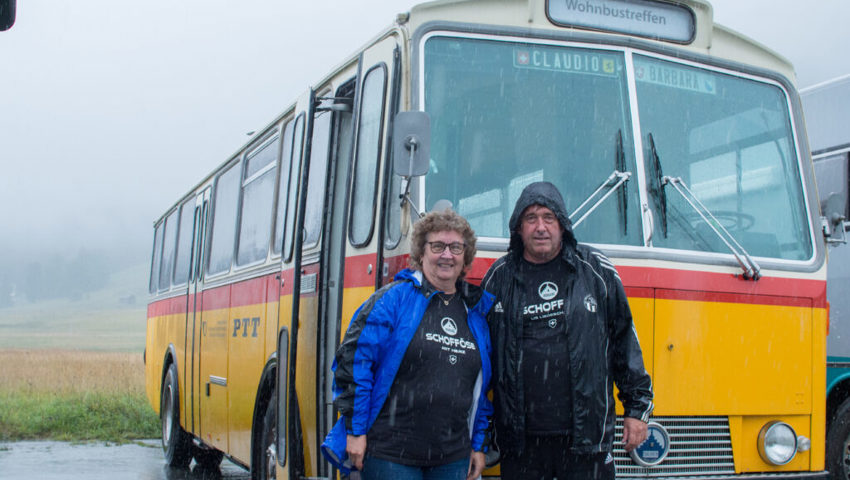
[321,268,494,473]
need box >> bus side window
[237,134,280,266]
[350,65,388,247]
[173,197,196,286]
[158,209,179,291]
[207,161,241,276]
[149,222,164,293]
[274,119,296,256]
[283,115,306,261]
[304,100,333,248]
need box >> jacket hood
[508,181,577,253]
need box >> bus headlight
[758,421,797,465]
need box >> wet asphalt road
[0,440,251,480]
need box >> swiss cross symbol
[516,50,530,65]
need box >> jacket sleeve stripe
[332,281,400,432]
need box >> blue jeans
[360,456,469,480]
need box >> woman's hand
[467,450,485,480]
[346,434,367,470]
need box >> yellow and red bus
[145,0,828,478]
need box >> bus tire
[161,363,193,468]
[193,445,224,469]
[254,392,277,480]
[828,396,850,480]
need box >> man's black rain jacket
[481,181,654,457]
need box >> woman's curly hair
[408,209,477,279]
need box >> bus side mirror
[0,0,15,31]
[393,111,430,178]
[822,192,848,244]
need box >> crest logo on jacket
[441,317,458,336]
[538,281,558,300]
[584,294,597,313]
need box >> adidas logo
[494,302,504,313]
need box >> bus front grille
[614,416,734,478]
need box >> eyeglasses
[426,241,466,255]
[522,213,558,225]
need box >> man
[482,181,653,479]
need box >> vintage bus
[802,74,850,480]
[145,0,828,478]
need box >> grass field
[0,349,159,442]
[0,263,158,442]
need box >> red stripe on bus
[147,294,189,317]
[654,288,814,307]
[617,266,826,307]
[149,257,826,316]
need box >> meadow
[0,349,159,442]
[0,263,158,442]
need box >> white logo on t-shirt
[538,281,558,300]
[441,317,458,336]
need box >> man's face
[519,205,563,264]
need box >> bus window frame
[348,63,389,249]
[380,45,404,253]
[234,127,283,269]
[284,114,307,263]
[302,90,336,252]
[149,221,165,294]
[272,114,297,259]
[172,196,198,287]
[205,157,244,278]
[158,208,180,292]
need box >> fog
[1,0,848,305]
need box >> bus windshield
[635,54,812,261]
[423,35,813,261]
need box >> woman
[322,209,494,480]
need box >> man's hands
[346,434,367,470]
[622,417,648,452]
[467,451,485,480]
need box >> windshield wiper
[569,130,632,230]
[662,176,761,280]
[570,169,631,228]
[615,130,628,236]
[646,133,668,238]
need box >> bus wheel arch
[251,357,277,480]
[161,361,193,468]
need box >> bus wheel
[193,445,224,469]
[161,363,193,468]
[828,397,850,480]
[255,392,277,480]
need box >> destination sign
[634,59,716,95]
[547,0,695,43]
[513,47,621,77]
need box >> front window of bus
[423,36,643,246]
[634,55,812,261]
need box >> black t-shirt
[367,292,482,466]
[520,256,573,435]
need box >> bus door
[376,37,405,288]
[199,159,244,453]
[286,78,360,478]
[316,34,400,478]
[186,187,210,438]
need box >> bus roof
[406,0,794,80]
